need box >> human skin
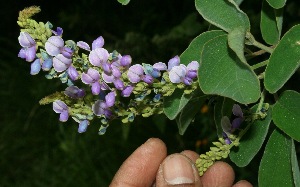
[110,138,253,187]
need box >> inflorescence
[17,6,199,135]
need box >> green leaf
[272,90,300,142]
[199,35,260,104]
[233,0,244,6]
[228,27,247,64]
[164,30,226,119]
[291,140,300,187]
[264,25,300,93]
[260,0,280,45]
[176,96,207,135]
[213,97,235,137]
[164,89,192,120]
[117,0,130,5]
[195,0,250,33]
[180,30,226,65]
[266,0,286,9]
[259,129,293,187]
[230,105,272,167]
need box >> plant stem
[246,32,274,53]
[251,60,269,70]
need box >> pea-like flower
[81,68,101,95]
[78,120,89,133]
[18,32,37,62]
[64,86,85,99]
[53,100,69,122]
[92,91,115,118]
[127,64,154,84]
[30,59,41,75]
[45,36,64,56]
[169,61,199,85]
[53,54,72,72]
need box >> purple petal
[102,62,111,74]
[25,46,37,62]
[53,54,72,72]
[169,65,187,83]
[30,59,41,75]
[112,67,121,78]
[64,86,85,98]
[232,117,243,129]
[153,62,167,71]
[18,48,26,59]
[88,48,109,67]
[18,32,35,47]
[187,61,199,71]
[53,100,68,113]
[120,55,132,67]
[61,47,73,59]
[105,91,115,107]
[183,76,192,85]
[91,82,101,95]
[45,36,64,56]
[92,36,105,50]
[59,110,69,122]
[52,27,63,36]
[186,70,197,79]
[121,86,134,97]
[142,74,154,84]
[67,65,79,80]
[77,41,91,51]
[167,55,180,71]
[92,100,107,116]
[232,104,243,118]
[127,64,144,83]
[42,58,53,71]
[113,79,125,90]
[78,120,89,133]
[81,68,100,84]
[102,72,114,83]
[104,110,113,119]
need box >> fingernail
[162,154,196,185]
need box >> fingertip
[201,161,235,187]
[233,180,253,187]
[181,150,200,162]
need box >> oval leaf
[260,0,280,45]
[228,27,247,64]
[164,30,226,119]
[199,35,260,104]
[229,104,272,167]
[272,90,300,141]
[264,24,300,93]
[266,0,286,9]
[259,129,293,186]
[195,0,250,33]
[291,140,300,187]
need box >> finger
[110,138,167,187]
[233,180,253,187]
[181,150,200,162]
[200,161,235,187]
[156,153,202,187]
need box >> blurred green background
[1,0,300,186]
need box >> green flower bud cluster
[196,137,239,176]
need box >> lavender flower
[52,27,63,36]
[89,48,110,67]
[167,55,180,71]
[67,65,79,80]
[81,68,101,95]
[120,55,132,67]
[53,54,72,72]
[92,36,104,49]
[30,59,41,75]
[45,36,64,56]
[18,32,36,62]
[78,120,89,133]
[64,86,85,98]
[53,100,69,122]
[169,61,199,85]
[121,85,134,97]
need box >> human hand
[110,138,252,187]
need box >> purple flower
[52,27,63,36]
[45,36,64,56]
[61,47,73,59]
[105,91,116,107]
[89,48,109,67]
[167,55,180,71]
[92,36,104,50]
[42,58,53,71]
[120,55,132,67]
[81,68,101,95]
[18,32,36,62]
[77,41,91,51]
[64,86,85,98]
[30,59,41,75]
[153,62,167,71]
[53,54,72,72]
[121,85,134,97]
[127,64,144,83]
[186,61,199,79]
[92,100,108,116]
[169,65,187,83]
[67,65,79,80]
[53,100,69,122]
[78,120,89,133]
[232,104,244,129]
[113,79,125,90]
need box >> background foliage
[1,0,300,186]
